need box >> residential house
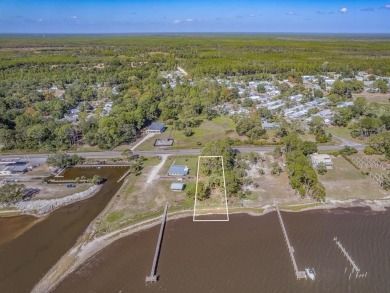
[146,122,166,134]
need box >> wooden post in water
[145,203,169,283]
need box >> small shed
[170,182,185,191]
[168,165,189,176]
[147,122,165,134]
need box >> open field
[353,93,390,105]
[137,116,236,151]
[241,153,311,206]
[319,156,388,200]
[326,126,368,144]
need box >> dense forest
[0,35,389,151]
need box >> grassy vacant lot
[326,126,367,144]
[137,116,236,151]
[319,156,388,200]
[243,154,311,207]
[353,93,390,105]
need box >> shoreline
[32,197,390,293]
[0,184,102,217]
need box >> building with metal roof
[168,165,189,176]
[170,182,185,191]
[146,122,165,134]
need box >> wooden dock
[275,203,307,280]
[145,203,169,283]
[334,237,367,278]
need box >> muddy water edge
[0,167,126,293]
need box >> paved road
[0,141,366,165]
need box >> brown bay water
[55,208,390,293]
[0,167,126,293]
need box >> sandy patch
[146,154,169,184]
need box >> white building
[310,153,333,169]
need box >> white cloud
[70,16,78,19]
[173,19,182,24]
[286,11,297,16]
[37,18,43,22]
[385,4,390,9]
[339,7,348,14]
[186,18,193,22]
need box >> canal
[0,167,126,293]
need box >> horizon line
[1,32,390,36]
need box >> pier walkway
[145,203,169,283]
[333,237,367,278]
[275,203,307,280]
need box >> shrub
[340,146,358,156]
[364,146,375,155]
[317,162,328,175]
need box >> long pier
[145,203,169,283]
[275,203,307,280]
[333,237,360,272]
[333,237,367,278]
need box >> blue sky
[0,0,389,33]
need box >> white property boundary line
[193,156,229,222]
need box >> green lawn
[105,211,124,223]
[321,156,365,181]
[326,126,367,144]
[279,203,321,211]
[319,156,387,199]
[160,155,199,176]
[137,116,236,151]
[299,132,316,142]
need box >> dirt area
[25,164,54,176]
[243,153,305,207]
[146,154,168,184]
[34,183,93,200]
[319,156,388,200]
[98,157,190,233]
[0,179,92,200]
[93,63,105,69]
